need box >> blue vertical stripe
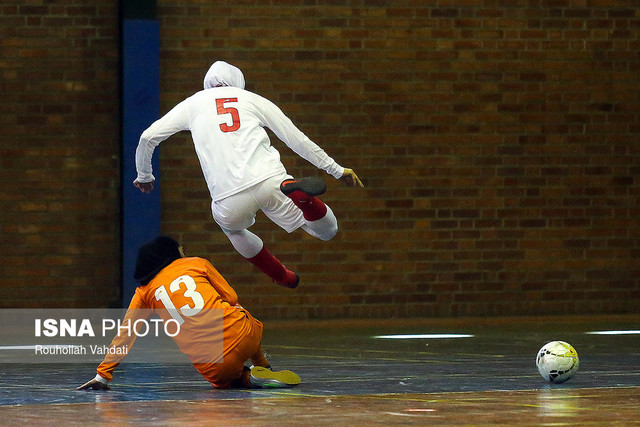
[121,19,161,305]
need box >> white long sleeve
[134,87,344,201]
[253,96,344,180]
[135,101,190,183]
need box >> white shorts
[211,174,305,233]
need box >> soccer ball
[536,341,579,384]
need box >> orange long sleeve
[96,292,148,381]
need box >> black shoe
[280,177,326,197]
[276,272,300,289]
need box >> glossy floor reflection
[0,315,638,424]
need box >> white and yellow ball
[536,341,579,384]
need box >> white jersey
[135,86,344,202]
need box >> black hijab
[134,236,182,286]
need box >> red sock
[286,190,327,221]
[246,246,298,287]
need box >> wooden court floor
[0,315,638,425]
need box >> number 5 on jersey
[216,98,240,132]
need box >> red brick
[3,1,639,318]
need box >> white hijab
[203,61,245,90]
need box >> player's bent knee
[318,224,338,241]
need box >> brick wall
[2,1,638,319]
[156,1,639,320]
[0,1,120,307]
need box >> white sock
[222,228,264,258]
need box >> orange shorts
[193,313,264,388]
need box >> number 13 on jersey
[154,275,205,325]
[216,98,240,132]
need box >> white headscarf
[203,61,245,90]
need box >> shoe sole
[280,177,327,197]
[250,366,301,388]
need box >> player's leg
[255,174,338,241]
[280,177,327,221]
[213,192,298,288]
[221,226,262,257]
[244,318,300,389]
[250,344,270,369]
[222,228,299,289]
[205,311,300,389]
[300,204,338,241]
[198,310,263,388]
[281,177,338,241]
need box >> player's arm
[339,168,364,187]
[77,374,110,391]
[254,96,347,178]
[203,259,238,305]
[134,100,191,192]
[77,292,148,390]
[257,97,364,187]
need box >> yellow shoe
[250,366,301,388]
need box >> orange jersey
[97,257,262,385]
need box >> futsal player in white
[134,60,363,289]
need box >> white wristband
[94,374,108,384]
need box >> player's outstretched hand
[77,377,110,391]
[133,179,155,193]
[340,168,364,188]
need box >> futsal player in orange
[78,236,300,390]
